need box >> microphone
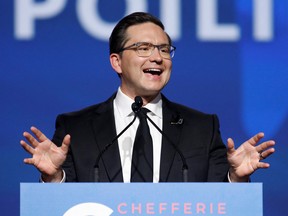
[94,96,143,182]
[141,102,189,182]
[131,96,143,113]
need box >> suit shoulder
[163,95,214,117]
[170,101,207,115]
[56,94,115,120]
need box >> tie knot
[137,107,150,119]
[141,107,150,114]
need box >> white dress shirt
[113,88,163,183]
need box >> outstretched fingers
[257,161,271,169]
[227,138,236,155]
[246,132,265,146]
[22,131,39,148]
[256,140,276,155]
[20,140,36,165]
[21,126,49,148]
[21,126,51,165]
[23,157,35,165]
[31,126,49,142]
[61,134,71,154]
[20,139,35,155]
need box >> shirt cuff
[40,170,66,183]
[227,172,250,183]
[227,172,232,182]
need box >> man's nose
[149,47,163,62]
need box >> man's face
[111,22,173,102]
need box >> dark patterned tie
[131,108,153,182]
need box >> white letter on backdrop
[197,0,240,41]
[77,0,148,41]
[160,0,181,40]
[253,0,274,41]
[15,0,67,39]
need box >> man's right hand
[20,126,70,182]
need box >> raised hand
[227,132,275,182]
[20,126,70,182]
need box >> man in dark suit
[21,12,275,183]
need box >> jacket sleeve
[207,114,229,182]
[52,114,77,182]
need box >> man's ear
[110,53,122,75]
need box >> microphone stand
[144,113,189,182]
[94,115,137,182]
[94,96,143,182]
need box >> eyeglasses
[118,42,176,59]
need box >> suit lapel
[90,94,184,182]
[91,94,123,182]
[159,96,184,182]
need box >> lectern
[21,183,262,216]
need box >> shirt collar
[144,94,162,119]
[114,87,162,119]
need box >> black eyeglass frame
[118,42,176,59]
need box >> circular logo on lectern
[63,202,113,216]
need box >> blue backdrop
[1,0,287,215]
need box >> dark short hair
[109,12,171,55]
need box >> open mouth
[143,68,163,75]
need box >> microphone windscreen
[132,96,143,113]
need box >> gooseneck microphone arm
[144,110,189,182]
[94,115,137,182]
[93,96,143,182]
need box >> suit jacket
[52,93,229,182]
